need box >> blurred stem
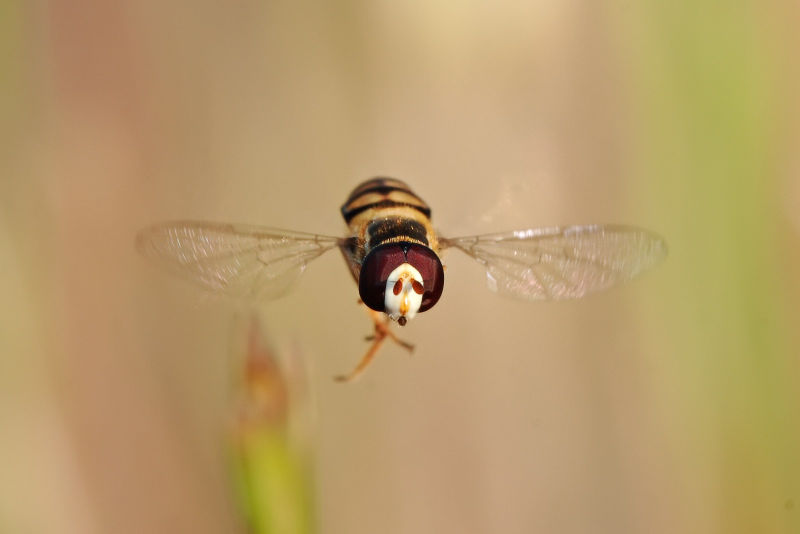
[229,314,314,534]
[231,428,314,534]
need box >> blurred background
[2,1,799,533]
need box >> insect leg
[334,309,414,382]
[366,309,414,351]
[334,334,386,383]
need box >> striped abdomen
[340,177,439,260]
[341,177,431,224]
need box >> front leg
[334,308,414,382]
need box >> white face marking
[384,263,423,323]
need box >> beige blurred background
[2,1,800,533]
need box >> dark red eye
[358,244,406,311]
[358,242,445,313]
[405,244,444,312]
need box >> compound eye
[406,244,444,312]
[358,244,406,311]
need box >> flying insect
[136,177,667,381]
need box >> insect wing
[136,221,341,300]
[441,225,666,300]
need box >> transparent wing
[136,221,342,300]
[441,225,667,300]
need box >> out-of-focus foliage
[624,3,800,531]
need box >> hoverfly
[137,177,666,381]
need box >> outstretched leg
[334,309,414,382]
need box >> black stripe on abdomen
[343,177,416,205]
[367,217,429,247]
[342,199,431,224]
